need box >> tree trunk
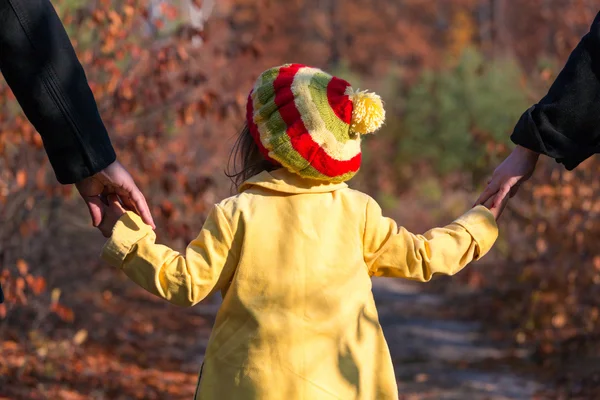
[477,0,492,54]
[328,0,340,67]
[492,0,512,57]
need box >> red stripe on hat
[246,92,277,163]
[274,65,361,177]
[327,77,353,124]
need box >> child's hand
[482,190,509,221]
[97,194,126,238]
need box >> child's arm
[363,199,501,281]
[100,198,237,307]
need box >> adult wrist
[515,145,540,160]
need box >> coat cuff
[101,211,152,268]
[453,205,498,259]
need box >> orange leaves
[50,288,75,323]
[19,218,39,237]
[35,167,47,191]
[51,303,75,323]
[0,269,9,283]
[16,259,28,275]
[159,3,179,21]
[94,6,134,54]
[31,133,43,149]
[15,277,27,304]
[448,10,475,59]
[92,9,107,24]
[183,104,195,126]
[26,275,47,296]
[0,267,46,311]
[535,238,548,254]
[101,37,116,54]
[123,5,135,18]
[16,170,27,188]
[121,83,134,100]
[176,45,189,61]
[5,1,600,396]
[594,256,600,271]
[487,159,600,380]
[532,184,555,197]
[551,313,567,329]
[107,73,120,93]
[160,200,175,219]
[175,104,199,127]
[107,11,123,30]
[73,329,88,346]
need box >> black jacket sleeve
[510,11,600,170]
[0,0,116,184]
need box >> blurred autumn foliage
[1,0,600,398]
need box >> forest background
[2,1,600,398]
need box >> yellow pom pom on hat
[246,63,385,183]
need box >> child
[98,64,506,400]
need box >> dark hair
[226,123,278,189]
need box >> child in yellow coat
[98,64,506,399]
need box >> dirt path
[2,270,549,400]
[373,278,546,399]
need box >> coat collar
[239,168,348,195]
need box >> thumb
[84,196,106,227]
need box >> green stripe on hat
[256,67,281,106]
[263,108,323,180]
[307,72,352,144]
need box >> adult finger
[116,191,137,212]
[84,196,105,227]
[117,186,155,229]
[474,179,500,206]
[108,194,127,213]
[492,182,513,209]
[97,218,112,238]
[494,191,511,221]
[107,194,120,207]
[96,206,112,238]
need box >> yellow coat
[102,168,498,400]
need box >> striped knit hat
[246,63,385,183]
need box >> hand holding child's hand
[97,195,126,238]
[482,190,509,221]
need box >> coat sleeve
[101,207,238,307]
[0,0,115,184]
[510,11,600,170]
[363,200,498,281]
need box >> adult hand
[97,195,127,238]
[482,187,510,221]
[75,160,155,229]
[475,145,540,208]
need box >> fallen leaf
[51,288,61,305]
[52,304,75,323]
[552,314,567,328]
[30,276,47,295]
[73,329,88,345]
[16,259,28,276]
[16,170,27,188]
